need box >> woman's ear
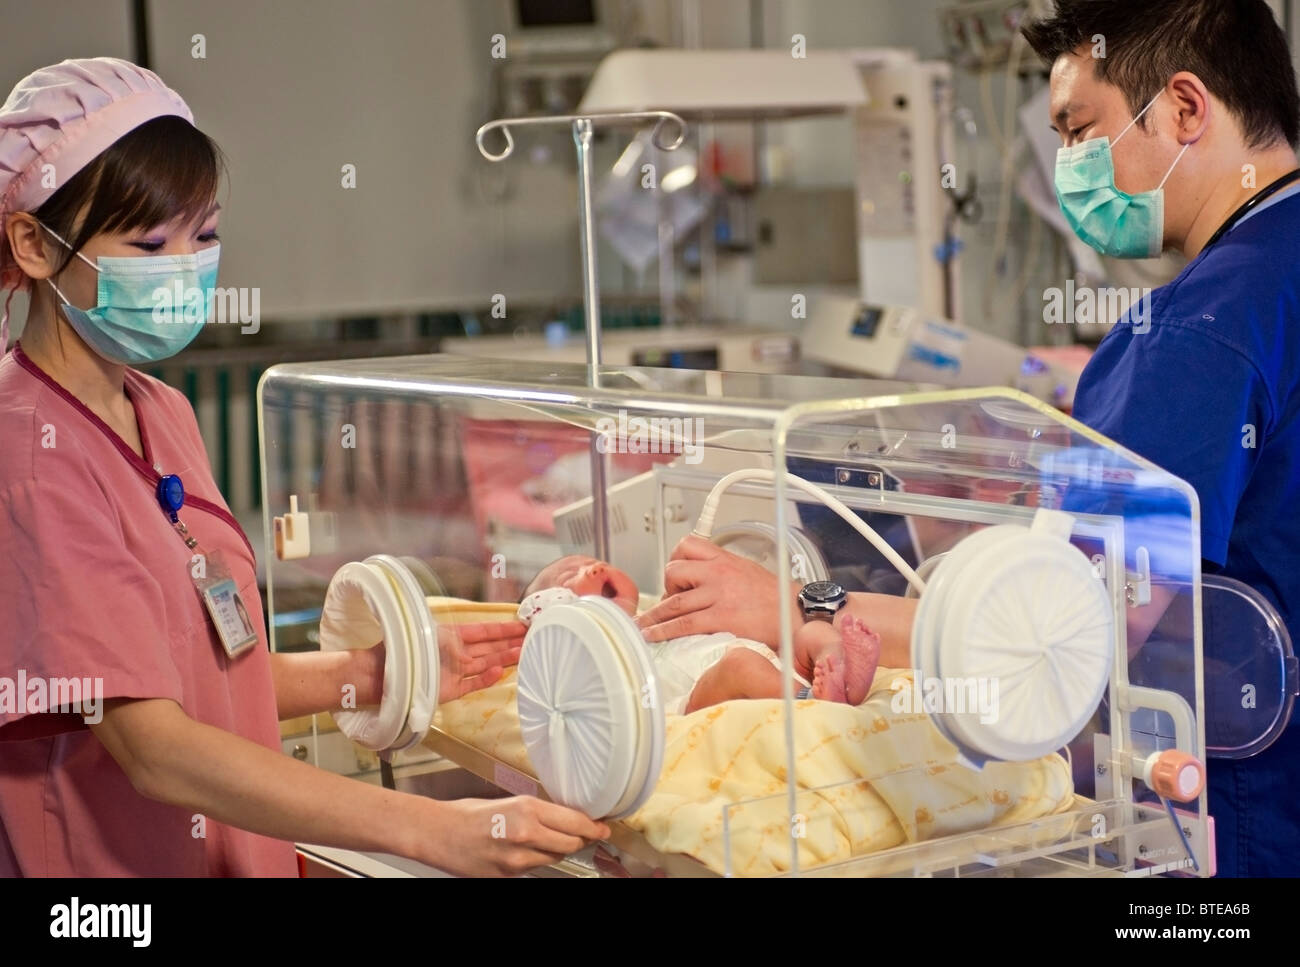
[5,213,59,281]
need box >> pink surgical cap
[0,57,194,351]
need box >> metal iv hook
[474,110,687,162]
[471,108,687,564]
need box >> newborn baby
[521,555,880,715]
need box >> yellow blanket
[428,599,1075,876]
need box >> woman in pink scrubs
[0,58,608,877]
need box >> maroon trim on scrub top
[127,372,157,467]
[11,344,257,561]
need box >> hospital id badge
[194,550,259,658]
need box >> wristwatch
[798,580,846,621]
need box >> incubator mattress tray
[424,599,1078,877]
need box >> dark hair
[521,565,547,603]
[33,114,225,274]
[1021,0,1300,149]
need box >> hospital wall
[5,0,1297,334]
[3,0,1299,524]
[0,0,1072,329]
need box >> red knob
[1148,750,1205,802]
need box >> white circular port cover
[367,555,439,751]
[911,511,1113,766]
[712,521,830,583]
[939,530,1113,762]
[574,596,664,818]
[367,561,418,753]
[319,561,413,752]
[517,602,639,818]
[911,526,1023,709]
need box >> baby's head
[523,555,639,616]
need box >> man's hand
[635,535,801,650]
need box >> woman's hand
[436,620,526,703]
[635,535,801,650]
[273,618,524,720]
[343,619,527,710]
[92,697,607,877]
[423,796,610,877]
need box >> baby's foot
[811,654,848,702]
[807,617,881,705]
[839,615,881,706]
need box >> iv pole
[475,111,687,561]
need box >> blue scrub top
[1072,186,1300,877]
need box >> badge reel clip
[158,473,258,659]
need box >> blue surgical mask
[1054,90,1191,259]
[39,222,220,365]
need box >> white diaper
[644,632,812,715]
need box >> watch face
[802,580,843,604]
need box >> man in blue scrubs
[1023,0,1300,875]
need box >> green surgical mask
[1054,90,1190,259]
[38,221,219,365]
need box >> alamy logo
[151,283,261,334]
[49,898,151,947]
[890,673,1000,724]
[1043,281,1152,334]
[594,410,704,465]
[0,671,103,724]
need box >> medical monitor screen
[850,306,883,340]
[515,0,597,27]
[631,347,720,370]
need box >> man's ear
[1167,71,1212,145]
[5,212,59,281]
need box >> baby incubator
[259,355,1295,876]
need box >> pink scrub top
[0,345,297,876]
